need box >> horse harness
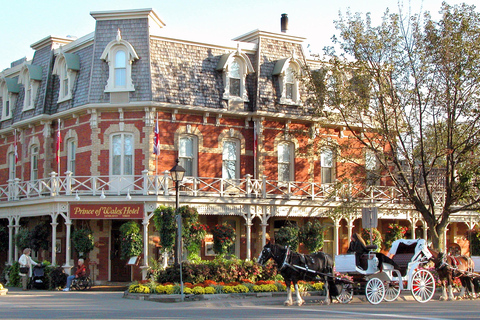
[280,246,317,274]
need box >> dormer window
[18,64,42,111]
[52,53,80,103]
[216,50,254,102]
[273,57,302,105]
[101,29,139,93]
[0,78,20,120]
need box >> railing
[0,171,414,205]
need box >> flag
[14,129,18,164]
[56,119,62,163]
[153,118,160,156]
[253,121,258,161]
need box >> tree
[308,3,480,250]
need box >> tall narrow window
[366,150,379,185]
[229,60,241,97]
[285,66,295,100]
[67,139,76,175]
[321,149,334,184]
[278,142,293,182]
[62,63,69,97]
[114,50,127,87]
[111,133,133,176]
[179,136,197,177]
[30,145,39,181]
[222,140,238,179]
[8,152,15,181]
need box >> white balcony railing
[0,171,411,204]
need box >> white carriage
[335,239,436,304]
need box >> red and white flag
[14,129,18,164]
[153,118,160,156]
[253,121,258,178]
[56,120,62,163]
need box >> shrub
[0,226,9,251]
[119,221,143,260]
[211,223,236,256]
[155,284,175,294]
[466,230,480,256]
[7,262,20,287]
[204,286,215,294]
[361,228,382,252]
[384,224,408,249]
[128,283,150,294]
[274,222,299,250]
[30,222,50,252]
[153,206,176,253]
[14,228,31,251]
[71,228,94,257]
[46,266,67,289]
[192,286,205,294]
[300,221,324,253]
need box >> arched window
[0,78,19,120]
[278,142,294,182]
[52,53,79,103]
[30,145,39,181]
[8,152,15,180]
[273,58,302,105]
[222,139,240,179]
[111,133,133,176]
[67,138,77,175]
[114,50,127,87]
[216,51,254,102]
[179,135,197,177]
[321,148,335,184]
[100,30,139,93]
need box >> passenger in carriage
[347,233,397,272]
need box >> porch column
[51,221,58,266]
[443,226,448,253]
[141,214,152,280]
[347,218,354,242]
[63,219,72,274]
[246,222,252,261]
[260,223,268,247]
[334,219,340,257]
[14,216,21,261]
[410,219,416,240]
[423,223,428,240]
[7,217,14,265]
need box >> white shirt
[18,254,38,277]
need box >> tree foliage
[153,205,176,253]
[299,220,325,253]
[71,228,94,257]
[119,221,143,260]
[274,222,300,251]
[309,2,480,250]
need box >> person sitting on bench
[348,233,397,272]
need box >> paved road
[2,287,480,320]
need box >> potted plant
[300,220,324,253]
[71,228,94,258]
[384,223,408,250]
[211,222,236,256]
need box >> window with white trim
[111,133,134,176]
[278,142,294,182]
[19,65,42,111]
[67,138,76,175]
[30,145,39,181]
[100,30,139,93]
[0,79,18,120]
[365,149,380,185]
[222,139,240,180]
[217,51,254,102]
[52,54,79,103]
[179,135,197,177]
[274,58,302,105]
[8,152,16,181]
[321,148,335,184]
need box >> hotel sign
[70,204,144,219]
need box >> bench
[392,242,417,276]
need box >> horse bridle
[261,246,290,270]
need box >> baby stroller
[30,264,47,289]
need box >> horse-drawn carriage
[335,238,436,304]
[258,238,437,306]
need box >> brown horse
[428,248,475,300]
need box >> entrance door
[110,220,130,282]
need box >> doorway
[110,220,131,282]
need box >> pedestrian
[18,248,40,291]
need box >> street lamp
[170,159,185,301]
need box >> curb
[0,289,8,296]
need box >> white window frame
[222,139,240,180]
[110,133,134,176]
[217,51,254,102]
[179,135,198,177]
[8,152,16,181]
[1,81,18,120]
[100,30,139,93]
[18,65,41,111]
[320,148,335,184]
[278,142,294,182]
[30,145,39,181]
[275,58,302,106]
[52,54,78,103]
[67,138,77,175]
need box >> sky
[0,0,472,70]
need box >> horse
[428,247,475,300]
[257,242,335,306]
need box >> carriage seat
[392,242,417,276]
[366,245,377,251]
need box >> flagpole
[253,120,257,180]
[57,119,61,176]
[155,112,158,177]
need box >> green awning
[26,65,43,81]
[4,78,20,93]
[63,53,80,71]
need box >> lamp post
[170,159,186,301]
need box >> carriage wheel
[366,278,385,305]
[336,283,354,304]
[411,269,435,303]
[384,281,401,302]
